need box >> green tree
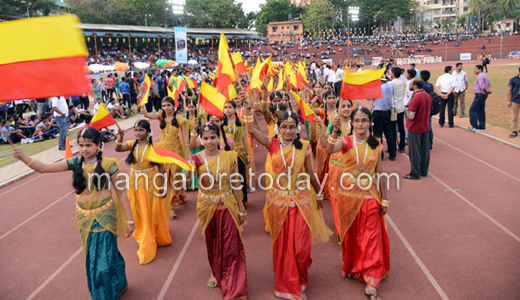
[183,0,246,28]
[256,0,304,36]
[500,0,519,14]
[68,0,141,25]
[303,0,336,32]
[469,0,500,32]
[0,0,58,18]
[355,0,415,32]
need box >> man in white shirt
[390,67,407,152]
[435,66,456,127]
[452,62,469,118]
[52,96,69,150]
[324,65,335,88]
[334,64,345,96]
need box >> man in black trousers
[404,79,432,180]
[370,78,396,161]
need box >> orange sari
[328,136,390,288]
[264,138,331,300]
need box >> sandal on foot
[207,276,218,288]
[365,287,382,300]
[403,174,420,180]
[509,131,518,138]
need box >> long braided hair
[125,120,156,165]
[323,90,337,127]
[350,107,379,149]
[222,100,242,128]
[73,128,107,194]
[207,115,231,151]
[334,99,353,136]
[160,97,179,129]
[184,99,198,121]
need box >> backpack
[423,84,443,116]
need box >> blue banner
[175,27,187,64]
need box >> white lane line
[26,246,83,300]
[157,219,200,300]
[387,215,450,300]
[0,173,46,198]
[429,172,520,243]
[400,152,520,243]
[434,137,520,183]
[0,191,74,241]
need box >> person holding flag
[115,120,172,265]
[239,87,332,300]
[143,97,189,217]
[11,127,134,300]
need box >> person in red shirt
[105,74,115,100]
[404,78,432,180]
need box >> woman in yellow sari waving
[326,107,390,300]
[143,97,189,217]
[11,128,134,300]
[186,123,248,300]
[115,120,172,265]
[240,88,332,300]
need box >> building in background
[267,20,303,43]
[415,0,471,25]
[493,19,515,33]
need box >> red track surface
[1,103,520,300]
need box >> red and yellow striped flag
[182,75,198,89]
[90,104,116,130]
[290,90,314,122]
[275,69,284,91]
[166,86,180,107]
[232,52,247,76]
[340,68,385,100]
[199,82,227,118]
[146,146,191,170]
[137,74,151,107]
[0,15,89,102]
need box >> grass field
[426,64,519,130]
[0,128,80,167]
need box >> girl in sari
[326,107,390,300]
[115,120,172,265]
[186,123,248,300]
[183,100,204,190]
[11,127,134,300]
[233,96,257,191]
[259,91,285,137]
[143,96,189,217]
[241,89,332,300]
[223,101,251,206]
[317,99,353,240]
[313,90,340,184]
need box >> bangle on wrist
[126,220,135,225]
[381,199,389,207]
[327,136,338,144]
[25,157,35,167]
[116,140,123,145]
[238,210,247,217]
[190,132,198,136]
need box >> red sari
[329,136,390,288]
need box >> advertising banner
[460,53,471,60]
[175,27,187,64]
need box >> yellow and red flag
[285,61,298,90]
[0,15,89,102]
[146,146,191,170]
[166,86,180,107]
[290,90,314,122]
[250,55,272,90]
[90,104,116,130]
[295,62,310,89]
[200,82,227,118]
[232,52,247,76]
[217,33,236,93]
[276,69,285,91]
[182,75,198,89]
[267,76,274,92]
[340,68,385,100]
[137,74,151,107]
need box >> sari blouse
[223,119,247,163]
[157,114,188,159]
[66,157,128,255]
[191,151,242,239]
[328,136,383,243]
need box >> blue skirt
[85,220,127,300]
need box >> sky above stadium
[238,0,264,13]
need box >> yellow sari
[126,140,172,265]
[157,115,188,210]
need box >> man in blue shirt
[119,79,131,108]
[508,67,520,138]
[369,79,396,160]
